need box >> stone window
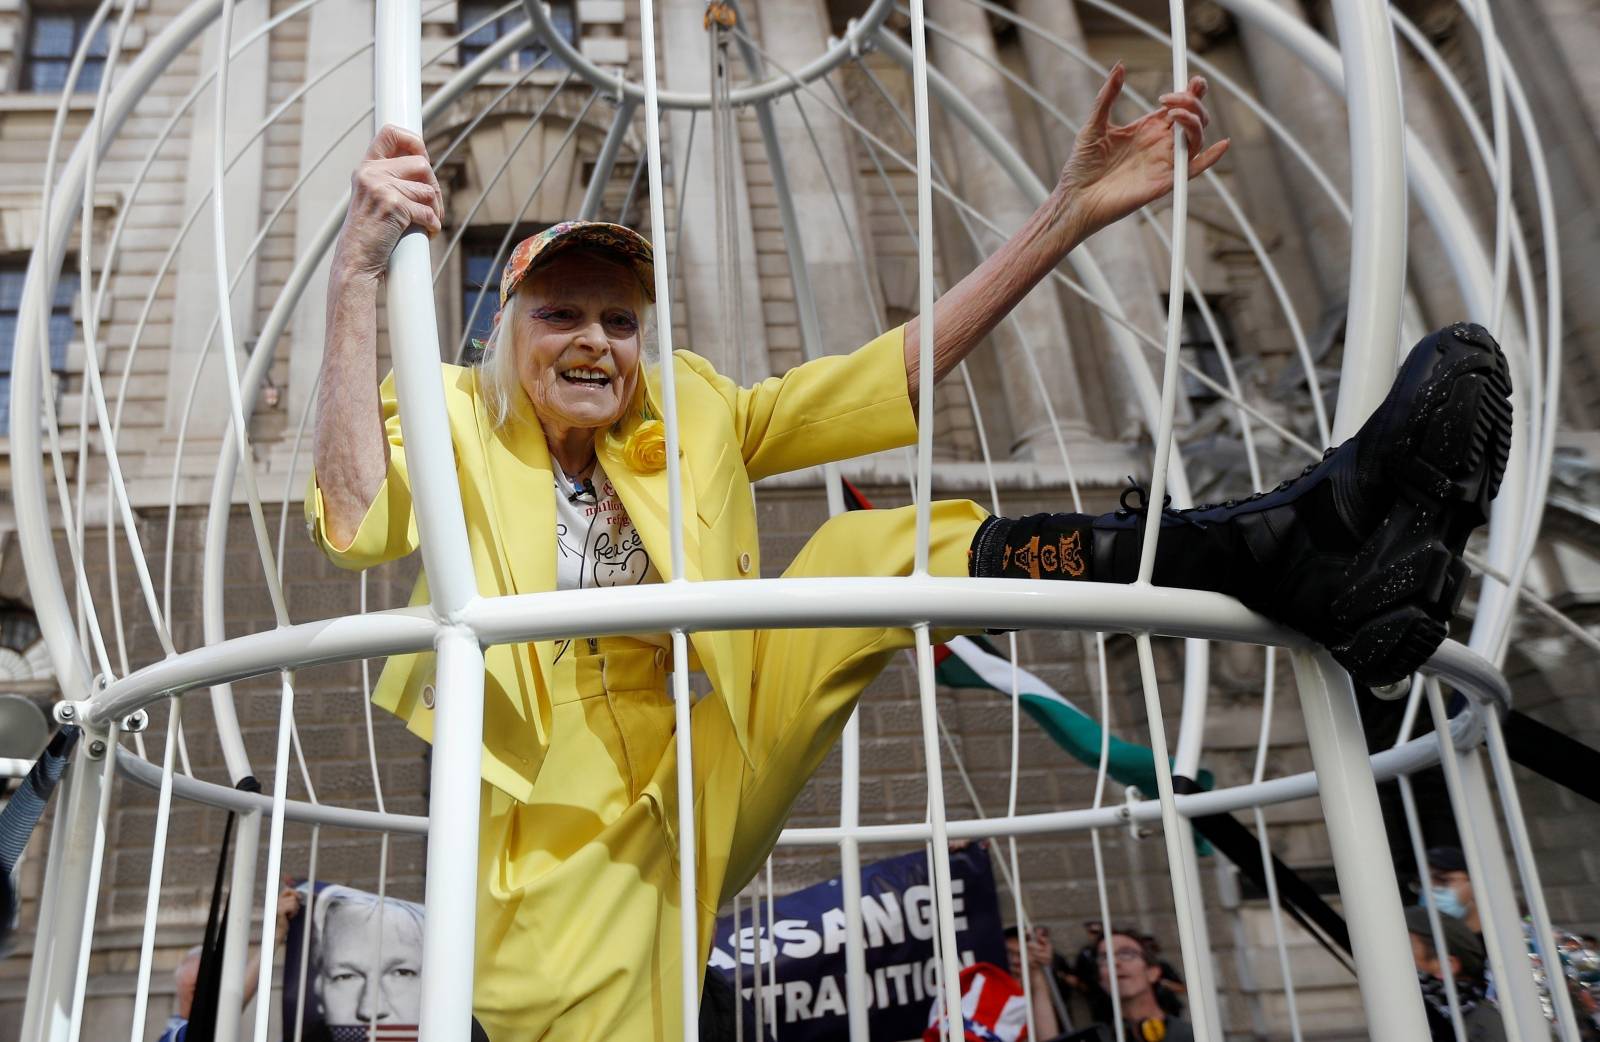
[0,261,76,433]
[20,2,108,92]
[458,0,576,72]
[1171,293,1233,405]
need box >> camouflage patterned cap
[499,220,656,310]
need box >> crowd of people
[938,843,1600,1042]
[147,847,1600,1040]
[1403,846,1600,1042]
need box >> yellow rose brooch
[623,418,668,473]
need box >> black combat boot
[969,323,1513,687]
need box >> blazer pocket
[694,442,738,528]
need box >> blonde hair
[477,260,656,431]
[479,301,524,431]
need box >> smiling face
[511,249,645,440]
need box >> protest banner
[706,845,1008,1040]
[281,882,425,1042]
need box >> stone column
[756,0,881,355]
[660,0,769,380]
[1499,0,1600,419]
[1392,40,1484,328]
[164,2,271,438]
[1013,0,1173,439]
[927,0,1094,458]
[1234,0,1351,313]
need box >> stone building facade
[0,0,1598,1038]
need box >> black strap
[1501,709,1600,805]
[1174,776,1356,974]
[186,775,261,1042]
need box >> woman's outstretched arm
[901,63,1229,411]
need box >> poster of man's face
[282,883,425,1042]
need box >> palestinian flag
[935,634,1184,797]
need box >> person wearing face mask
[1422,847,1482,933]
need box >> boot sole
[1327,324,1513,687]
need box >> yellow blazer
[307,326,918,802]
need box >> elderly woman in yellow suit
[309,60,1511,1041]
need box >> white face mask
[1422,884,1469,920]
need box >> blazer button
[738,552,753,575]
[421,684,435,709]
[654,648,668,671]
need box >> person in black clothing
[1406,906,1505,1042]
[698,971,738,1042]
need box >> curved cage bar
[4,0,1593,1041]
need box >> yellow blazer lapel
[600,365,703,582]
[472,370,557,723]
[602,364,753,765]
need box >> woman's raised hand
[334,124,445,282]
[1058,63,1230,240]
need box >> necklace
[553,461,599,503]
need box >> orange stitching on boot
[1024,535,1041,579]
[1061,530,1085,577]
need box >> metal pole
[837,712,870,1042]
[418,628,488,1041]
[1292,649,1430,1039]
[669,631,700,1041]
[1326,0,1406,430]
[21,738,106,1042]
[1280,3,1431,1036]
[632,0,699,1032]
[373,2,488,1040]
[1482,710,1584,1041]
[18,744,71,1042]
[1424,687,1546,1042]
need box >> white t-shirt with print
[553,461,659,591]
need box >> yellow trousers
[470,501,987,1041]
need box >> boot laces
[1117,480,1205,528]
[1174,446,1338,514]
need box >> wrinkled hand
[1059,63,1230,239]
[334,124,445,282]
